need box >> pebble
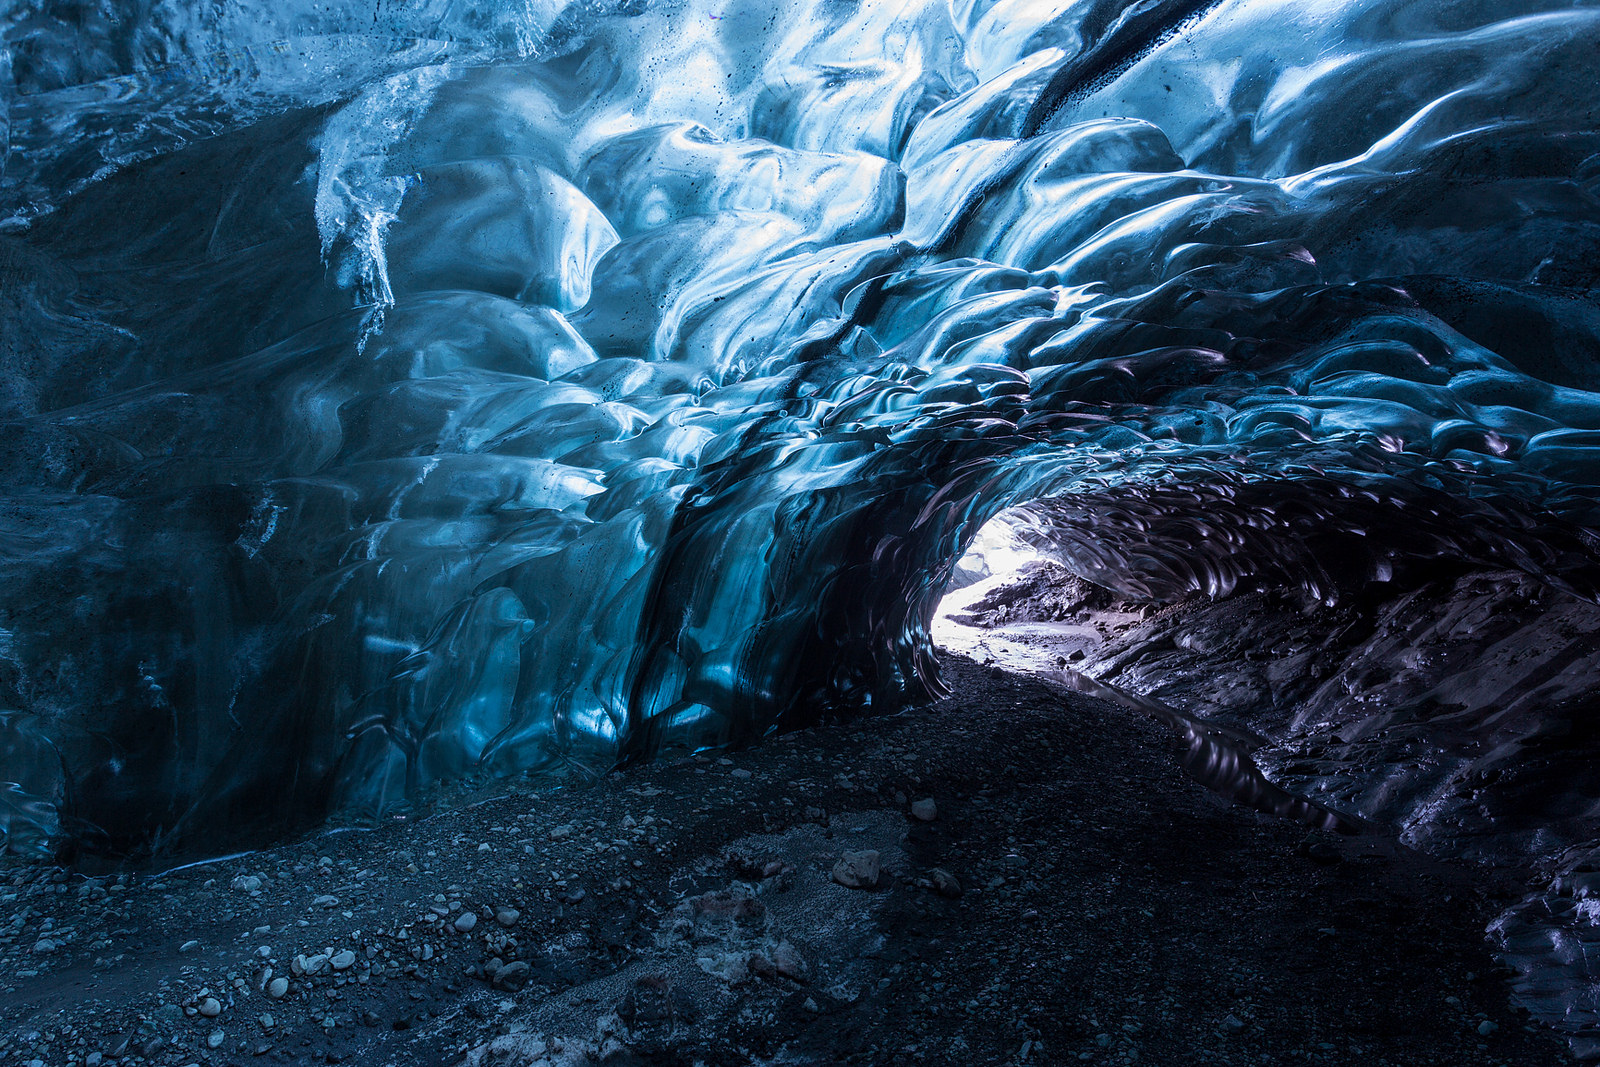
[198,997,222,1018]
[832,850,881,889]
[929,868,962,899]
[330,949,356,971]
[206,1030,225,1049]
[492,961,530,991]
[1220,1014,1245,1034]
[267,977,289,999]
[312,895,339,909]
[773,941,808,979]
[231,875,262,893]
[1477,1020,1498,1036]
[179,940,200,954]
[495,907,520,927]
[911,798,938,822]
[31,939,56,954]
[454,911,479,933]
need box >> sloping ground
[0,656,1566,1066]
[938,556,1600,1055]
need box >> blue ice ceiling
[2,0,1600,854]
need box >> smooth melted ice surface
[3,0,1600,859]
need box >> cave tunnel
[4,0,1600,1062]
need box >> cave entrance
[933,505,1149,677]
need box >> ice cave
[3,0,1600,1063]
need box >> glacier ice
[2,0,1600,860]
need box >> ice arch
[2,0,1600,855]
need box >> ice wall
[2,0,1600,855]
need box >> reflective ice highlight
[2,0,1599,869]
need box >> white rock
[773,940,808,979]
[832,850,881,889]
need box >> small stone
[330,949,356,971]
[492,961,530,991]
[312,894,338,908]
[454,911,478,933]
[911,798,938,822]
[730,768,752,779]
[86,1053,103,1067]
[1477,1020,1498,1036]
[231,875,262,893]
[267,977,289,999]
[1220,1014,1245,1034]
[259,1013,275,1030]
[774,940,808,980]
[198,997,222,1018]
[179,939,200,954]
[494,907,520,927]
[832,850,881,889]
[31,939,56,954]
[929,868,962,899]
[206,1029,225,1049]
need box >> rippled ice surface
[2,0,1600,867]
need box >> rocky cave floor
[0,654,1575,1067]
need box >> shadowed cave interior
[4,0,1600,1063]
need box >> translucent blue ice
[2,0,1599,855]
